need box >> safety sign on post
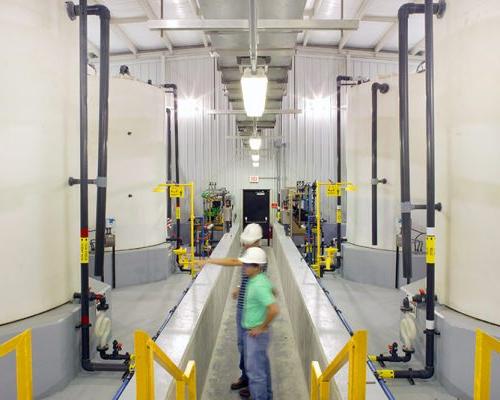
[169,185,185,198]
[176,206,181,220]
[80,237,89,264]
[326,184,341,197]
[426,232,436,264]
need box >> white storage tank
[88,77,167,250]
[0,0,79,324]
[346,74,427,250]
[435,0,500,325]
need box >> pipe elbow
[87,4,111,20]
[336,75,353,84]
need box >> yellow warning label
[426,235,436,264]
[336,209,342,224]
[176,206,181,220]
[326,184,341,197]
[80,238,89,264]
[169,185,185,198]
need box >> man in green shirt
[239,247,279,400]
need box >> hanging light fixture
[251,153,260,162]
[249,137,262,151]
[252,162,259,168]
[241,67,268,117]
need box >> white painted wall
[0,0,79,324]
[435,0,500,325]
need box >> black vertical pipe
[76,0,90,368]
[68,1,128,372]
[424,0,437,373]
[398,4,416,281]
[371,83,389,246]
[164,84,181,248]
[93,5,111,280]
[166,108,172,221]
[336,75,352,267]
[391,0,445,380]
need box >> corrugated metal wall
[106,51,406,222]
[280,52,410,221]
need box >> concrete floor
[201,248,309,400]
[43,272,192,400]
[320,273,458,400]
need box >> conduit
[371,82,389,246]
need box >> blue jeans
[245,331,273,400]
[236,309,248,383]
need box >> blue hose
[317,278,396,400]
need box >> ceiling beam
[362,15,397,23]
[135,0,173,53]
[374,22,397,53]
[302,0,325,47]
[148,19,360,32]
[410,38,425,55]
[338,0,373,50]
[93,0,138,55]
[209,109,301,115]
[186,0,210,47]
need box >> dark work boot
[231,378,248,390]
[239,388,251,398]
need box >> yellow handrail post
[135,330,197,400]
[474,329,500,400]
[310,330,368,400]
[135,330,155,400]
[0,329,33,400]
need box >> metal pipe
[94,4,111,281]
[67,1,128,372]
[382,0,445,381]
[371,83,389,246]
[166,108,172,221]
[335,75,352,268]
[164,84,181,248]
[249,0,258,71]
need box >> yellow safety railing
[0,329,33,400]
[154,182,198,277]
[135,330,196,400]
[474,329,500,400]
[310,330,367,400]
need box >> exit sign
[249,176,259,183]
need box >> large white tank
[88,77,167,250]
[0,1,79,324]
[346,74,427,250]
[435,0,500,325]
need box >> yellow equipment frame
[312,182,338,277]
[474,329,500,399]
[135,330,197,400]
[0,329,33,400]
[310,330,367,400]
[154,182,197,277]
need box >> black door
[243,189,270,239]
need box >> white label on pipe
[426,320,435,330]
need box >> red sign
[271,202,278,209]
[249,176,259,183]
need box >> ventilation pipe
[66,0,129,372]
[371,83,389,246]
[375,0,445,381]
[166,108,172,223]
[335,75,366,268]
[163,84,181,249]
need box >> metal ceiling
[89,0,428,130]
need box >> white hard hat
[240,223,263,245]
[238,247,267,265]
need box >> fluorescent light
[251,153,260,162]
[241,68,268,117]
[252,162,259,168]
[249,137,262,151]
